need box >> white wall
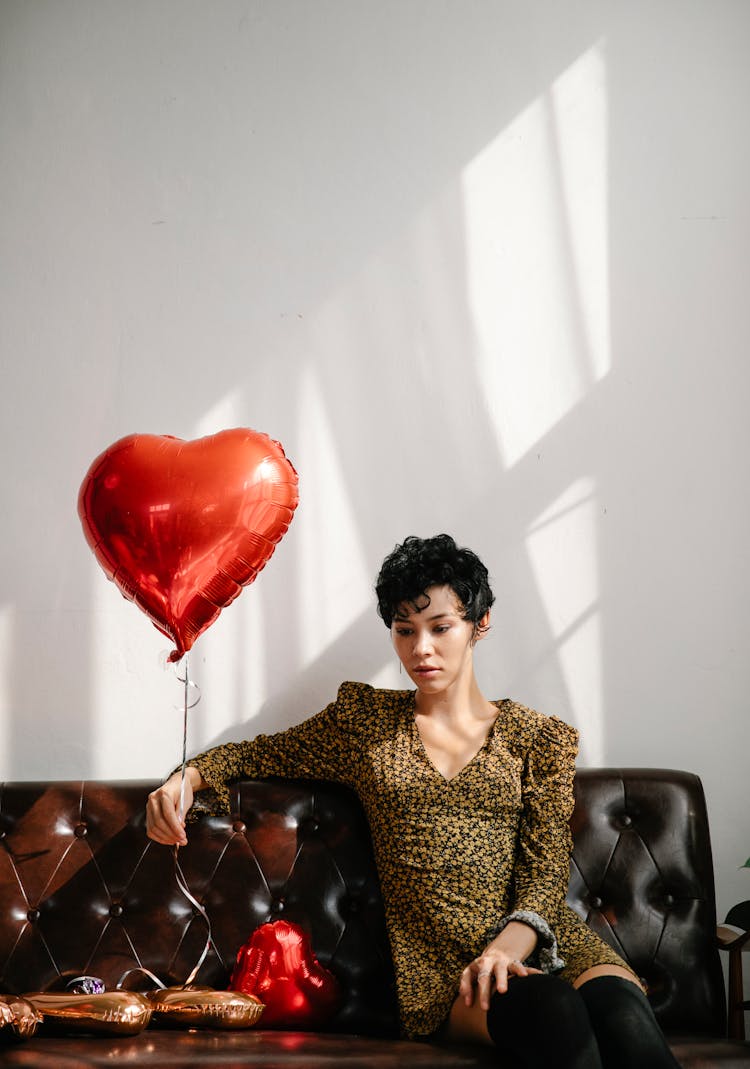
[1,0,749,927]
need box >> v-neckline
[408,694,504,785]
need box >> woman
[147,534,679,1068]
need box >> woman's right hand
[146,767,204,846]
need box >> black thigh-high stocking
[486,974,603,1069]
[576,975,681,1069]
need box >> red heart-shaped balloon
[229,920,341,1030]
[78,429,298,661]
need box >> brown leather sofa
[0,768,748,1067]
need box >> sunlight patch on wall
[296,361,370,665]
[90,579,128,776]
[557,611,603,765]
[194,388,243,438]
[526,478,603,763]
[462,40,609,467]
[89,570,184,777]
[196,575,268,733]
[90,572,269,770]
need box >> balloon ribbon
[118,653,210,992]
[174,653,212,986]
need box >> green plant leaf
[743,858,750,869]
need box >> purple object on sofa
[0,770,747,1067]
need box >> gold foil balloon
[0,995,42,1042]
[146,985,264,1029]
[24,991,152,1036]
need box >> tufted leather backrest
[0,778,399,1036]
[569,769,725,1036]
[0,770,726,1038]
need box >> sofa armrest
[717,923,750,1040]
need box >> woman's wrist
[490,911,566,973]
[490,920,538,962]
[169,766,206,792]
[186,765,207,791]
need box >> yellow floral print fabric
[187,681,631,1038]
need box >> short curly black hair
[375,534,495,630]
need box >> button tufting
[591,896,603,909]
[663,893,675,908]
[271,898,285,913]
[27,909,40,923]
[74,823,88,838]
[110,903,123,918]
[301,818,320,835]
[620,814,633,828]
[232,820,246,834]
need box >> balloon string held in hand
[120,656,211,991]
[174,653,201,826]
[173,653,212,986]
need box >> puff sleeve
[491,713,579,970]
[184,682,364,817]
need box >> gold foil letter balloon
[0,995,42,1043]
[145,986,264,1029]
[24,991,152,1036]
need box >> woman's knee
[489,974,591,1034]
[577,973,656,1024]
[446,975,586,1047]
[487,976,602,1068]
[577,975,680,1068]
[573,964,644,991]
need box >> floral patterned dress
[187,681,632,1039]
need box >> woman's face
[390,584,487,694]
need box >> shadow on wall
[0,2,615,777]
[1,0,748,871]
[199,37,613,755]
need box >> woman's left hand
[459,929,542,1010]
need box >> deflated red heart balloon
[78,429,298,661]
[229,920,341,1030]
